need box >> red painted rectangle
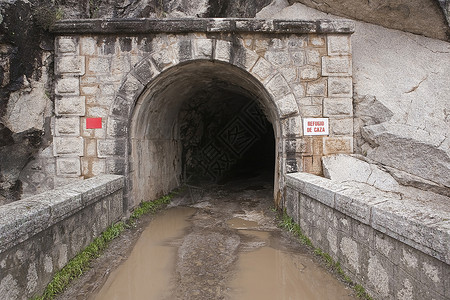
[86,117,102,129]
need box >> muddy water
[84,180,356,300]
[92,207,196,300]
[230,229,354,300]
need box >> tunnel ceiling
[132,60,277,141]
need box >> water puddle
[91,207,196,300]
[239,229,271,240]
[226,217,259,229]
[229,230,355,300]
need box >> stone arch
[52,20,355,212]
[105,42,301,209]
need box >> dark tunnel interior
[178,86,275,185]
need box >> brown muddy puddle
[91,192,356,300]
[91,207,196,300]
[226,217,259,229]
[230,230,354,300]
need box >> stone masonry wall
[0,174,124,299]
[284,172,450,300]
[51,19,355,207]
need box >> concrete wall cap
[50,18,355,35]
[0,175,124,255]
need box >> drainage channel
[62,178,357,300]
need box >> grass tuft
[354,284,373,300]
[277,210,374,300]
[128,194,172,225]
[278,211,313,247]
[31,192,175,300]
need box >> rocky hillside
[288,0,450,41]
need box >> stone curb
[0,175,124,255]
[286,172,450,265]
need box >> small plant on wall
[33,2,64,30]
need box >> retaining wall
[284,172,449,300]
[0,174,124,299]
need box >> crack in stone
[407,36,450,54]
[404,75,428,94]
[436,136,447,149]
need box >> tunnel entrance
[52,19,355,212]
[130,60,280,207]
[179,87,275,185]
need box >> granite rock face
[35,0,272,19]
[0,126,43,204]
[288,0,450,41]
[0,1,55,204]
[438,0,450,24]
[361,123,450,189]
[322,154,449,201]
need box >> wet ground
[57,176,357,300]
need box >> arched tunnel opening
[179,86,275,185]
[130,60,280,207]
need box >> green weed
[128,194,172,225]
[354,284,373,300]
[278,212,313,247]
[33,4,63,30]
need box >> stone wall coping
[50,18,355,34]
[0,174,124,255]
[286,172,450,265]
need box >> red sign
[86,118,102,129]
[303,118,329,136]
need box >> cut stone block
[323,137,353,154]
[56,157,81,176]
[53,137,84,156]
[55,96,86,116]
[327,35,351,55]
[323,98,353,116]
[54,117,80,136]
[322,56,352,76]
[56,56,85,75]
[328,77,352,98]
[56,77,80,96]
